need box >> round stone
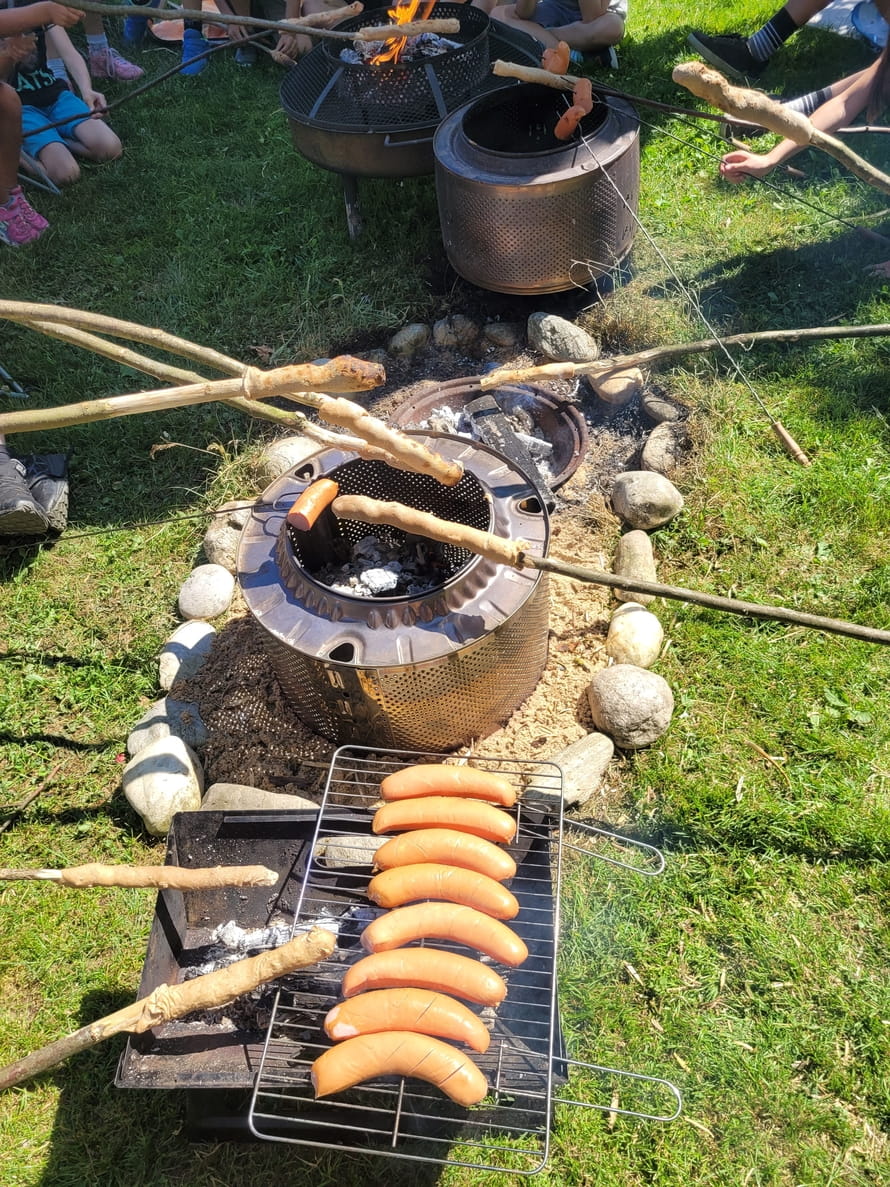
[611,471,684,530]
[177,563,235,620]
[586,664,674,749]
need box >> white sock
[87,34,109,51]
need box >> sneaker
[23,453,69,533]
[568,45,618,69]
[0,455,49,535]
[686,31,765,82]
[8,187,49,233]
[0,195,46,247]
[89,46,145,81]
[234,43,258,66]
[180,30,211,76]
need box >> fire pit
[237,434,550,752]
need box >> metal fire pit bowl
[388,376,589,489]
[237,433,550,752]
[434,82,640,294]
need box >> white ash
[411,403,556,485]
[211,919,293,952]
[316,533,442,598]
[340,33,461,65]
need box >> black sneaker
[23,453,69,534]
[686,31,766,82]
[0,454,49,535]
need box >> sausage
[554,104,587,141]
[323,987,490,1052]
[367,863,519,919]
[372,797,517,844]
[311,1031,489,1106]
[285,479,340,532]
[380,764,516,807]
[573,77,594,115]
[541,40,570,75]
[361,902,528,967]
[341,948,507,1006]
[374,828,517,882]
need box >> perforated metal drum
[237,434,550,752]
[434,83,640,295]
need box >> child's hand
[84,87,107,115]
[0,33,37,63]
[42,3,85,27]
[719,149,776,184]
[275,30,312,61]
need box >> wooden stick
[673,61,890,197]
[0,927,336,1091]
[0,863,279,888]
[331,496,890,645]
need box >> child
[474,0,625,66]
[2,0,121,186]
[0,1,83,244]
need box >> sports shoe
[23,453,69,533]
[0,455,49,535]
[686,31,766,82]
[89,46,145,81]
[180,29,211,76]
[124,0,161,47]
[0,194,46,247]
[568,45,619,69]
[234,43,258,66]
[8,187,50,232]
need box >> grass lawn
[1,3,889,1185]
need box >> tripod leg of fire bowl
[342,175,363,241]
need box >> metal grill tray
[247,747,681,1173]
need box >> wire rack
[247,746,680,1172]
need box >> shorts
[532,0,627,26]
[21,90,91,158]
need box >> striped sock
[784,87,832,118]
[46,56,68,81]
[86,33,109,52]
[746,8,799,64]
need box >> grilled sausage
[374,828,517,882]
[573,77,594,115]
[341,948,507,1006]
[380,764,516,806]
[285,479,340,532]
[323,987,490,1052]
[541,40,570,75]
[311,1031,489,1106]
[554,104,587,141]
[361,902,528,967]
[367,863,519,919]
[372,797,517,844]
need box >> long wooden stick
[0,927,336,1091]
[0,863,278,888]
[673,62,890,196]
[331,496,890,646]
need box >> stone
[641,387,685,424]
[359,348,389,369]
[122,735,204,836]
[527,312,600,363]
[483,321,523,349]
[432,315,480,349]
[389,323,431,357]
[642,421,689,477]
[159,620,216,691]
[201,783,319,813]
[254,435,322,486]
[614,529,657,604]
[605,603,664,669]
[202,498,254,573]
[523,732,615,807]
[127,697,208,758]
[591,367,643,407]
[315,834,386,868]
[586,664,674,749]
[610,471,684,530]
[177,563,235,621]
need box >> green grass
[2,8,890,1186]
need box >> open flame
[370,0,437,66]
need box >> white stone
[389,323,431,357]
[527,312,599,362]
[611,471,684,530]
[605,603,664,669]
[177,563,235,621]
[591,367,643,407]
[315,834,387,868]
[122,735,204,836]
[254,436,322,486]
[587,664,674,749]
[202,499,254,572]
[201,783,319,813]
[523,732,615,807]
[159,620,216,691]
[127,697,208,757]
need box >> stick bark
[0,927,336,1091]
[0,864,279,888]
[332,496,890,646]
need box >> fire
[370,0,437,67]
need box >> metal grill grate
[248,747,565,1173]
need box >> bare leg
[0,83,22,204]
[490,4,623,51]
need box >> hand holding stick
[0,927,336,1091]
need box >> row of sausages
[310,765,526,1107]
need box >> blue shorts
[531,0,627,25]
[21,90,91,158]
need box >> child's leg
[0,82,22,204]
[20,101,81,186]
[490,1,623,51]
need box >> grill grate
[248,746,565,1173]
